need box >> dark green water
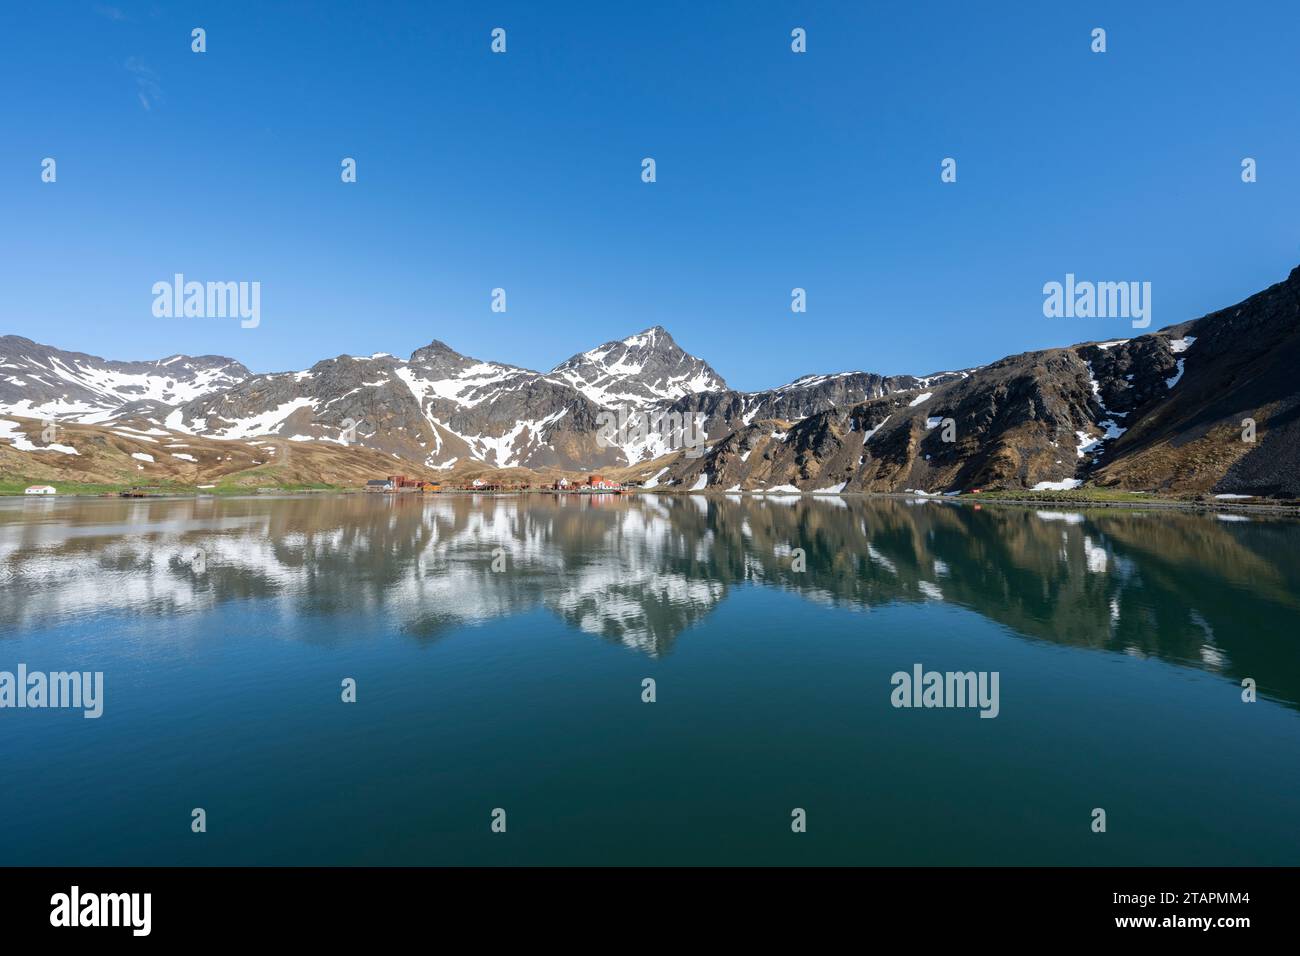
[1,493,1297,865]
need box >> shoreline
[4,485,1299,518]
[639,488,1300,517]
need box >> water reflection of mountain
[2,494,1297,705]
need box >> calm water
[1,493,1298,865]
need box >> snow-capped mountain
[159,341,607,470]
[9,262,1298,498]
[0,335,249,423]
[0,327,1003,472]
[550,326,727,407]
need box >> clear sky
[3,1,1297,389]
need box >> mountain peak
[408,339,463,364]
[621,326,673,348]
[550,327,727,408]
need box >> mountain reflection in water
[3,493,1297,707]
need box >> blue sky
[2,1,1297,389]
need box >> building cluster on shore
[365,474,626,494]
[552,474,623,491]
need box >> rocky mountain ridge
[651,265,1300,498]
[4,264,1299,497]
[1,325,960,473]
[0,335,249,423]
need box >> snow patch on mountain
[1032,478,1083,491]
[1166,359,1186,389]
[196,397,319,440]
[862,416,890,443]
[1081,361,1128,460]
[0,419,79,454]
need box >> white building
[24,485,56,495]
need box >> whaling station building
[365,473,625,493]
